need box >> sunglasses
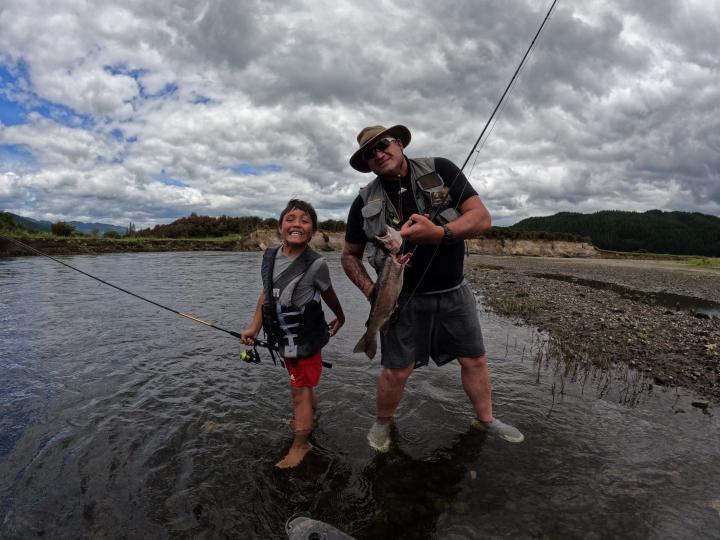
[361,137,396,161]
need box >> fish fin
[353,332,376,359]
[353,334,367,354]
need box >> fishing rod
[1,234,274,362]
[459,0,559,173]
[405,0,559,296]
[414,0,560,229]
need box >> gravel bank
[465,255,720,404]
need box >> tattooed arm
[341,241,375,300]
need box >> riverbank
[1,229,596,258]
[0,232,342,257]
[466,255,720,404]
[0,236,246,256]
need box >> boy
[240,199,345,468]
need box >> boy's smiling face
[279,207,315,247]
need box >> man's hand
[400,213,444,245]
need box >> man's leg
[459,355,524,443]
[376,363,415,417]
[458,355,493,422]
[368,362,414,452]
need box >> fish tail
[353,332,377,359]
[353,333,367,354]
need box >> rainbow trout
[353,249,411,359]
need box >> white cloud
[0,0,718,228]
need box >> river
[1,251,718,539]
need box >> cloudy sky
[1,0,718,228]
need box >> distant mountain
[511,210,720,256]
[4,212,51,232]
[2,211,126,235]
[67,220,127,235]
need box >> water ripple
[1,252,718,539]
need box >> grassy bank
[4,231,719,265]
[0,234,247,257]
[595,248,720,267]
[684,257,720,268]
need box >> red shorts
[285,350,323,388]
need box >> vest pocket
[361,198,387,238]
[361,199,383,218]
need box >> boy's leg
[276,386,314,468]
[276,351,323,468]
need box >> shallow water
[1,252,718,539]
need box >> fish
[375,225,403,254]
[353,251,412,359]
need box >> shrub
[51,221,75,237]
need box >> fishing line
[401,0,559,301]
[459,0,559,173]
[1,234,257,343]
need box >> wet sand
[466,255,720,404]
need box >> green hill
[511,210,720,256]
[0,211,126,235]
[1,212,31,232]
[1,212,50,232]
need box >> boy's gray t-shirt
[272,249,331,307]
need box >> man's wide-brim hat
[349,124,411,173]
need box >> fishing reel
[239,346,261,364]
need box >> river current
[1,251,718,539]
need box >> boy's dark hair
[279,199,318,231]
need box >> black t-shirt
[345,157,478,293]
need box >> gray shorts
[379,282,486,369]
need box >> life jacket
[359,157,460,273]
[261,245,330,361]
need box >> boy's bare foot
[275,441,313,469]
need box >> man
[341,124,524,452]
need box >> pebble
[468,256,720,404]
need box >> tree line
[482,226,590,243]
[511,210,720,256]
[6,209,717,256]
[2,209,590,244]
[135,213,349,237]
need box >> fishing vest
[261,246,330,360]
[359,157,460,273]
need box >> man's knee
[380,364,414,387]
[458,355,489,370]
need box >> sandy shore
[465,255,720,404]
